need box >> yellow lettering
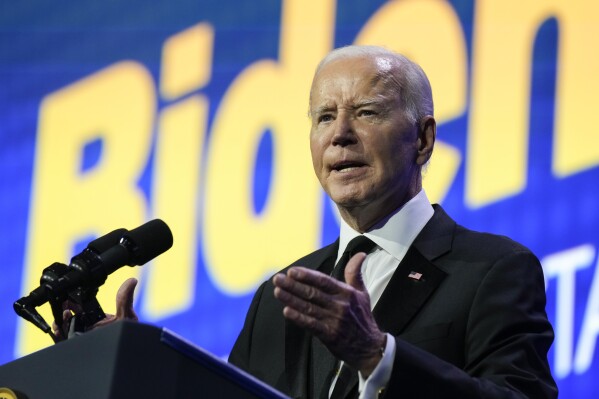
[552,1,599,176]
[160,23,214,100]
[142,23,214,319]
[18,62,154,355]
[203,0,335,293]
[467,0,599,206]
[468,0,533,207]
[145,96,207,318]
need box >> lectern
[0,321,288,399]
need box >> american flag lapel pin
[408,271,423,281]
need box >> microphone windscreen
[88,228,128,254]
[124,219,173,265]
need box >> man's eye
[359,110,376,117]
[318,115,333,123]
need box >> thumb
[344,252,368,292]
[115,278,139,321]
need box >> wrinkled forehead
[309,55,400,107]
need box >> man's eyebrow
[353,99,383,108]
[353,98,392,110]
[311,105,336,116]
[309,98,391,117]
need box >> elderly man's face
[309,55,421,218]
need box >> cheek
[379,146,413,179]
[309,155,323,182]
[309,138,324,170]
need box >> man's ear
[416,116,436,165]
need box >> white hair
[314,45,434,124]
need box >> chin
[329,192,370,209]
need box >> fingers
[281,304,333,338]
[92,314,117,329]
[282,267,342,294]
[274,268,339,306]
[51,278,139,339]
[272,267,364,342]
[62,309,74,324]
[277,292,342,345]
[273,268,343,336]
[272,263,384,372]
[344,252,367,292]
[62,299,83,314]
[274,283,332,323]
[92,278,139,330]
[52,310,74,339]
[115,278,138,321]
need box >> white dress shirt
[331,190,434,399]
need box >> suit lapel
[373,205,455,335]
[372,247,447,335]
[284,241,338,399]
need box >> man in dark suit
[78,45,557,398]
[227,45,557,398]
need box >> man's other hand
[52,278,139,340]
[272,253,386,377]
[93,277,139,328]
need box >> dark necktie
[331,236,377,282]
[312,235,377,399]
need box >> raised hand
[273,253,386,377]
[52,278,139,340]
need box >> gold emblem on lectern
[0,387,17,399]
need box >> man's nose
[331,115,357,146]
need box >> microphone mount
[14,220,172,341]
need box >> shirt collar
[337,190,434,263]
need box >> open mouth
[331,161,367,173]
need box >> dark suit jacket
[229,206,558,398]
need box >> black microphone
[14,219,173,335]
[45,219,173,297]
[13,227,129,333]
[15,228,127,310]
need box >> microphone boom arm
[13,220,172,341]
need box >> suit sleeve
[228,282,266,370]
[383,250,557,399]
